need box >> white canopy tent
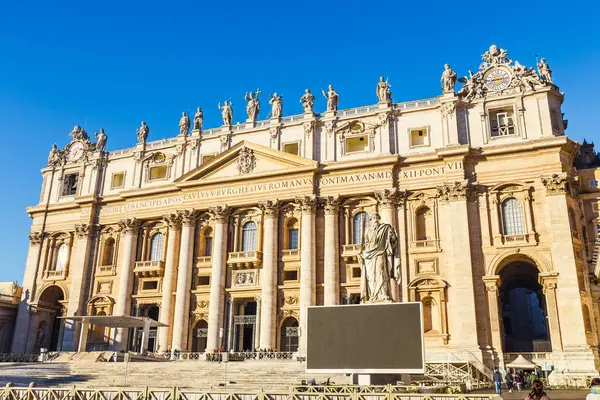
[506,354,538,370]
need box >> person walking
[505,370,514,393]
[586,378,600,400]
[525,380,551,400]
[493,369,503,395]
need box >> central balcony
[341,244,361,262]
[96,264,116,277]
[409,239,441,253]
[281,249,300,262]
[133,260,165,277]
[227,251,262,269]
[196,256,213,268]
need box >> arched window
[502,198,526,235]
[415,207,433,240]
[55,243,68,271]
[242,221,257,251]
[353,212,370,244]
[287,219,299,249]
[422,298,433,333]
[203,227,213,257]
[149,233,164,261]
[102,238,115,266]
[280,317,299,352]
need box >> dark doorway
[280,317,299,352]
[37,285,65,352]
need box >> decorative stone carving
[269,125,281,142]
[436,181,471,202]
[137,121,149,144]
[269,93,283,118]
[235,271,256,286]
[29,231,44,245]
[374,188,398,209]
[69,125,90,143]
[303,121,315,138]
[218,100,233,126]
[440,102,456,118]
[244,88,262,122]
[179,209,200,226]
[321,195,341,215]
[359,211,400,303]
[324,120,336,136]
[47,144,62,167]
[441,64,457,94]
[396,189,408,208]
[538,58,553,84]
[179,112,190,136]
[237,146,256,175]
[299,89,315,113]
[284,296,299,305]
[481,44,511,67]
[541,173,569,196]
[295,195,317,215]
[75,224,92,238]
[258,199,280,219]
[197,300,209,309]
[118,218,140,235]
[322,85,339,112]
[194,107,203,130]
[208,205,230,224]
[95,129,107,152]
[220,134,230,152]
[162,212,182,229]
[376,76,392,103]
[378,112,392,127]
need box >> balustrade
[43,269,66,280]
[196,256,212,268]
[341,244,361,262]
[281,249,300,261]
[133,260,165,277]
[96,264,116,276]
[227,250,262,269]
[409,239,441,253]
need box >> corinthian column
[296,195,316,355]
[158,212,182,353]
[322,196,340,306]
[206,205,230,351]
[258,200,279,349]
[375,188,398,228]
[114,218,140,350]
[171,210,199,352]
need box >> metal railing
[0,386,499,400]
[0,353,39,363]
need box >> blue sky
[0,1,599,283]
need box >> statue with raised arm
[359,211,400,303]
[376,76,392,103]
[441,64,457,93]
[322,84,339,112]
[137,121,149,144]
[269,92,283,118]
[218,100,233,126]
[95,129,107,152]
[179,112,190,136]
[300,89,315,113]
[538,58,553,84]
[194,107,203,130]
[244,88,262,122]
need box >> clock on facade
[67,142,85,161]
[484,67,512,91]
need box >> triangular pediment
[176,141,318,184]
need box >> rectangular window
[204,237,213,256]
[62,173,79,196]
[490,110,516,137]
[111,172,125,189]
[149,166,168,181]
[198,276,210,286]
[352,267,361,279]
[410,128,429,147]
[589,179,598,188]
[288,229,299,249]
[142,281,158,290]
[284,270,298,281]
[345,135,369,153]
[284,142,299,156]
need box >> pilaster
[258,200,279,349]
[322,196,341,306]
[483,275,503,367]
[296,195,316,355]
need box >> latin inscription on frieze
[400,162,463,179]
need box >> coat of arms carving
[237,146,256,175]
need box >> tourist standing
[515,372,523,392]
[493,369,503,394]
[505,370,514,393]
[586,378,600,400]
[525,380,551,400]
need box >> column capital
[295,195,317,215]
[254,296,262,303]
[258,200,280,219]
[436,180,477,202]
[28,231,45,245]
[374,188,398,209]
[75,223,95,239]
[482,275,501,292]
[178,209,200,227]
[321,195,341,215]
[162,212,182,229]
[118,218,140,235]
[541,173,572,196]
[208,205,230,224]
[539,272,559,291]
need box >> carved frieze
[237,146,256,175]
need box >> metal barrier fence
[0,387,499,400]
[0,354,39,363]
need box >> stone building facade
[10,45,600,377]
[0,282,21,353]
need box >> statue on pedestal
[48,144,61,166]
[244,89,262,122]
[538,58,553,84]
[359,211,400,303]
[179,112,190,136]
[299,89,315,113]
[95,129,107,152]
[218,100,233,126]
[269,93,283,118]
[137,121,149,144]
[441,64,457,93]
[322,85,339,112]
[194,107,203,130]
[376,77,392,103]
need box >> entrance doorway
[35,285,65,352]
[280,317,299,352]
[192,320,208,352]
[233,300,257,351]
[500,262,550,352]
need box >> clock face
[484,68,512,91]
[68,142,84,161]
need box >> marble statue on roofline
[538,58,553,84]
[244,89,262,122]
[441,64,457,94]
[376,76,392,103]
[95,129,107,152]
[137,121,149,144]
[179,112,190,136]
[218,100,233,126]
[269,93,283,118]
[299,89,315,113]
[194,107,203,130]
[322,85,339,112]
